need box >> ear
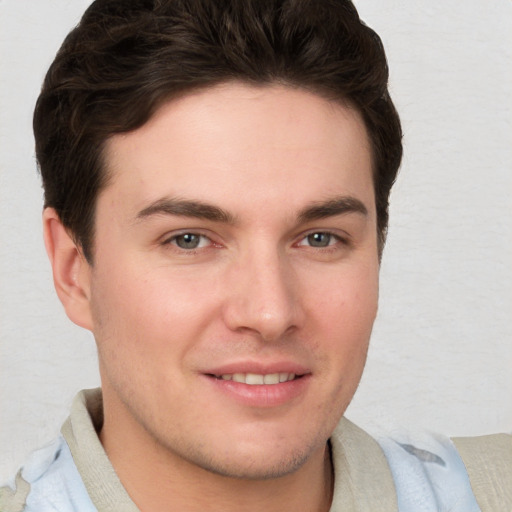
[43,208,94,330]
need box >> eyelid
[295,229,350,247]
[158,228,350,252]
[161,229,217,248]
[173,233,211,249]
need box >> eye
[298,232,340,248]
[169,233,211,250]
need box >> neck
[99,394,334,512]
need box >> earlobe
[43,208,94,331]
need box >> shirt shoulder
[375,428,482,512]
[0,436,97,512]
[330,418,489,512]
[453,432,512,511]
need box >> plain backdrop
[1,0,511,482]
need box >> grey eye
[175,233,202,249]
[306,232,333,247]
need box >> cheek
[310,263,379,332]
[89,262,220,357]
[308,262,378,381]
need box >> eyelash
[161,230,348,253]
[296,231,346,249]
[163,232,217,252]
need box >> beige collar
[62,389,397,512]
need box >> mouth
[203,367,310,407]
[209,372,300,385]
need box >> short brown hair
[34,0,402,262]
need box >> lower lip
[203,375,311,408]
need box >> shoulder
[453,432,512,511]
[331,418,512,512]
[375,427,482,512]
[0,436,96,512]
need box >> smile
[205,369,310,407]
[214,373,297,385]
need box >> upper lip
[203,361,311,377]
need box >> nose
[222,248,302,342]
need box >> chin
[187,445,314,480]
[166,426,329,481]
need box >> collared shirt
[1,388,511,511]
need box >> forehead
[102,83,374,220]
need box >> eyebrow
[136,197,236,224]
[297,196,368,223]
[135,195,368,225]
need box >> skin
[44,83,379,512]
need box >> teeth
[281,372,294,382]
[246,373,264,385]
[263,373,279,385]
[218,372,297,385]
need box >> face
[83,83,379,479]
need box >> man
[1,0,510,511]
